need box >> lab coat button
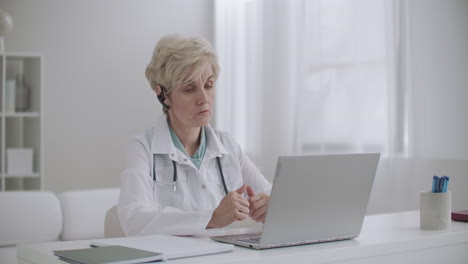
[184,158,188,162]
[201,185,206,189]
[170,153,175,157]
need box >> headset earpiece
[157,85,171,110]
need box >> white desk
[17,211,468,264]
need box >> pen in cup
[431,175,450,193]
[431,176,438,193]
[442,176,450,192]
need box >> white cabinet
[0,53,43,191]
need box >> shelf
[3,173,40,178]
[0,52,42,58]
[1,112,40,118]
[1,53,43,191]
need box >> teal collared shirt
[169,126,206,169]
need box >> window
[299,0,395,154]
[215,0,404,172]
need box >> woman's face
[166,63,216,128]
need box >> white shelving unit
[0,53,43,191]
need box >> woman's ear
[154,85,162,96]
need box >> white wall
[366,0,468,214]
[2,0,214,193]
[409,0,468,160]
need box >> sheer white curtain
[215,0,404,179]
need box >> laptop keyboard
[238,237,261,244]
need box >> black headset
[157,85,171,110]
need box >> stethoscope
[152,154,228,195]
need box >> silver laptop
[211,153,380,249]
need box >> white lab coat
[118,116,272,236]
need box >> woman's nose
[197,89,210,104]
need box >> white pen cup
[420,191,451,230]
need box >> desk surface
[17,211,468,264]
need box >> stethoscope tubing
[216,157,228,195]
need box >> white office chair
[0,191,62,264]
[104,205,125,238]
[58,188,120,240]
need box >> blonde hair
[145,34,220,112]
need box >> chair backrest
[104,205,125,238]
[58,188,119,240]
[0,191,62,246]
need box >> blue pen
[442,176,450,192]
[437,176,445,192]
[439,176,448,193]
[438,176,446,193]
[432,176,439,192]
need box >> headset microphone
[157,85,171,110]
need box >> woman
[118,35,271,236]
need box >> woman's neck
[169,119,201,157]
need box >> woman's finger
[252,204,267,221]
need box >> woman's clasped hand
[207,184,270,228]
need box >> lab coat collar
[151,116,178,158]
[204,123,229,158]
[150,116,228,161]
